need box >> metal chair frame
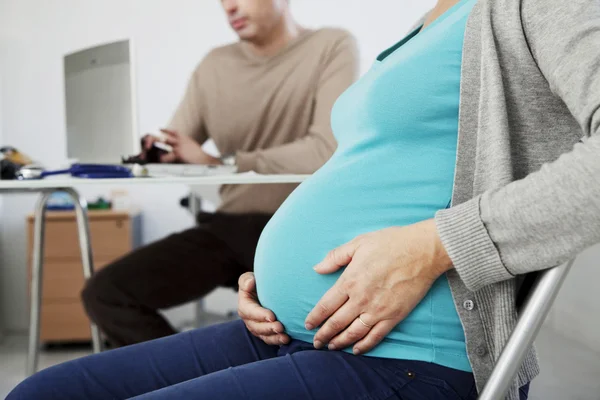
[479,260,575,399]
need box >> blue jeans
[8,320,528,400]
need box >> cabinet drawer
[34,259,112,301]
[28,217,131,259]
[40,301,93,342]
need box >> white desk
[0,174,309,375]
[0,173,308,190]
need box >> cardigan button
[476,346,488,357]
[463,300,475,311]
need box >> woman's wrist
[430,218,454,273]
[420,219,454,277]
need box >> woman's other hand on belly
[304,219,453,355]
[238,273,291,346]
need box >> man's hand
[161,129,223,165]
[237,272,290,346]
[304,219,453,355]
[142,134,177,163]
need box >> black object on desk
[122,138,172,165]
[0,146,34,179]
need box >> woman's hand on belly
[238,273,290,346]
[305,219,453,355]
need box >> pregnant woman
[9,0,600,399]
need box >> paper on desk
[145,164,242,177]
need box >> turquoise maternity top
[254,0,476,372]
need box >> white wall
[546,245,600,351]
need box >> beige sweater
[168,28,360,214]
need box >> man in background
[82,0,359,347]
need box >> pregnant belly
[253,184,347,342]
[253,159,455,344]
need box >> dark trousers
[8,320,501,400]
[81,212,272,347]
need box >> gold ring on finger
[358,315,373,329]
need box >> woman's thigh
[8,320,278,400]
[132,348,476,400]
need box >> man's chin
[235,27,257,42]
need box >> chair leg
[479,260,574,400]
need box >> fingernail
[280,338,286,345]
[353,348,361,355]
[328,343,336,351]
[266,316,274,322]
[314,340,323,349]
[305,323,314,330]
